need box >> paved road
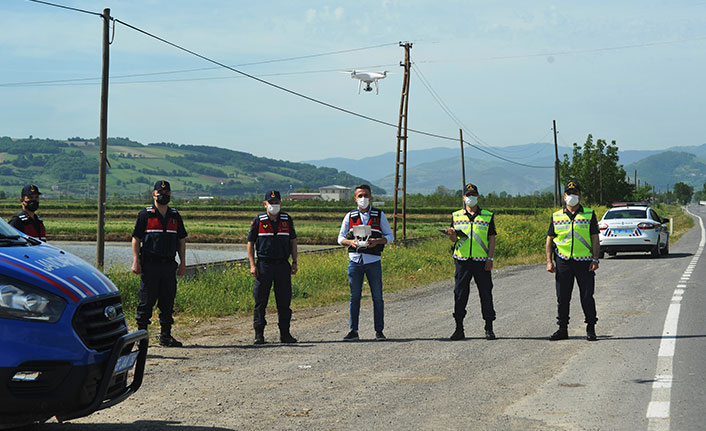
[46,206,706,431]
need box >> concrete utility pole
[392,42,412,241]
[459,129,466,190]
[97,8,110,269]
[553,120,560,206]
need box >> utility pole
[634,170,637,189]
[459,128,466,190]
[97,8,111,269]
[393,42,412,241]
[552,120,560,206]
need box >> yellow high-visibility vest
[552,208,594,260]
[452,209,493,261]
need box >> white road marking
[647,207,705,430]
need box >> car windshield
[0,218,24,237]
[604,209,647,219]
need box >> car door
[649,209,667,246]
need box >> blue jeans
[347,260,384,332]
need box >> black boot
[254,329,265,345]
[586,324,597,341]
[550,325,569,341]
[280,329,297,344]
[450,314,465,341]
[484,321,496,340]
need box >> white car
[598,203,669,258]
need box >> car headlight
[0,278,66,323]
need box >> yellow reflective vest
[452,209,493,261]
[552,208,594,261]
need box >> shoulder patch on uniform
[146,207,155,213]
[258,214,268,221]
[169,207,178,214]
[280,213,289,220]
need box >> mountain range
[304,143,706,195]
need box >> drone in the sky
[346,70,388,95]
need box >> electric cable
[411,63,552,168]
[27,0,101,16]
[0,64,399,88]
[21,0,552,168]
[417,35,706,65]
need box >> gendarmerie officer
[445,183,497,340]
[546,181,600,341]
[131,180,187,347]
[247,190,298,345]
[8,184,46,242]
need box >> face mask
[267,204,280,215]
[464,195,478,207]
[156,194,170,205]
[564,194,579,207]
[356,197,370,209]
[25,200,39,212]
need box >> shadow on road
[39,421,234,431]
[598,334,706,341]
[604,252,692,260]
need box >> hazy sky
[2,0,705,164]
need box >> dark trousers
[555,257,598,326]
[253,261,292,331]
[136,261,177,333]
[453,259,495,322]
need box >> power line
[27,0,101,16]
[0,64,398,88]
[418,35,706,65]
[411,63,552,168]
[21,1,551,169]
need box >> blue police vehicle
[0,219,148,428]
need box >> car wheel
[599,250,605,259]
[651,242,660,257]
[660,239,669,256]
[608,251,617,257]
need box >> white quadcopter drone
[346,70,388,95]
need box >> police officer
[445,183,497,340]
[131,180,187,347]
[546,181,600,341]
[8,184,46,241]
[337,184,394,341]
[247,190,298,345]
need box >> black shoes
[449,328,465,341]
[485,329,497,340]
[550,328,569,341]
[280,332,298,344]
[586,324,597,341]
[254,330,265,345]
[375,331,387,341]
[343,330,359,341]
[159,335,183,347]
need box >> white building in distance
[319,185,351,201]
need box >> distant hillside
[304,143,571,189]
[306,142,706,194]
[0,136,384,198]
[625,151,706,190]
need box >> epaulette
[18,214,29,222]
[349,209,360,218]
[279,213,290,220]
[369,209,380,217]
[146,206,155,213]
[169,207,179,214]
[258,213,269,221]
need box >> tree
[673,182,694,204]
[559,134,632,205]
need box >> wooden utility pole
[634,170,637,188]
[97,8,110,269]
[459,129,466,190]
[553,120,560,206]
[392,42,412,241]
